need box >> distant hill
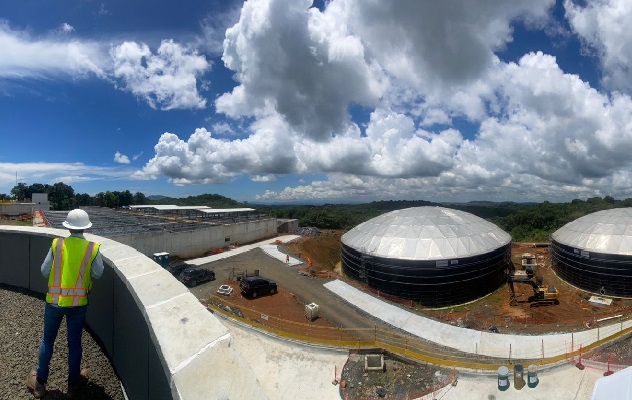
[142,194,632,242]
[148,193,246,208]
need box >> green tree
[94,192,105,207]
[28,183,49,198]
[102,191,117,208]
[133,192,148,205]
[118,190,133,207]
[10,183,28,201]
[76,193,92,206]
[48,182,76,210]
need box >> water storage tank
[341,207,511,307]
[551,208,632,297]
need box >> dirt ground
[423,242,632,335]
[339,351,454,400]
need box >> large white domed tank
[551,208,632,297]
[340,206,512,307]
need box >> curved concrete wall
[0,226,269,400]
[0,203,37,216]
[110,218,278,259]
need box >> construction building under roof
[44,206,278,259]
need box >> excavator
[508,254,559,307]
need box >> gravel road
[0,285,124,400]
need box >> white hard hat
[62,209,92,230]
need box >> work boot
[25,370,47,399]
[65,368,89,399]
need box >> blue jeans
[37,303,87,386]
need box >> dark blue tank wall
[551,240,632,297]
[340,243,511,307]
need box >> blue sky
[2,0,632,204]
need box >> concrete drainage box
[364,354,385,372]
[305,303,319,321]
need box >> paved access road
[188,247,388,336]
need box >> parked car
[240,276,277,298]
[179,266,215,287]
[166,262,191,277]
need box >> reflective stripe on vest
[47,238,97,307]
[47,288,88,296]
[52,238,64,304]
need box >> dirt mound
[285,230,344,272]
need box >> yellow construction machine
[508,254,559,306]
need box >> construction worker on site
[26,209,104,399]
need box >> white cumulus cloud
[136,0,552,197]
[0,162,134,190]
[11,0,632,203]
[565,0,632,91]
[114,152,131,164]
[258,49,632,202]
[111,39,211,110]
[0,21,106,79]
[59,23,75,33]
[216,0,386,141]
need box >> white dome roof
[552,208,632,255]
[341,207,511,260]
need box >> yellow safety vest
[46,237,100,307]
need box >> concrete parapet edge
[0,226,268,400]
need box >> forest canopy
[261,197,632,242]
[4,182,631,242]
[4,182,243,211]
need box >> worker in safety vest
[26,209,104,399]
